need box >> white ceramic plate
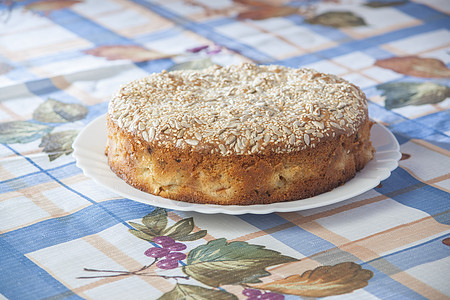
[73,114,401,215]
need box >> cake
[105,63,375,205]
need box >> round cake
[106,63,375,205]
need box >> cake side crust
[106,116,375,205]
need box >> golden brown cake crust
[106,117,374,205]
[106,63,375,205]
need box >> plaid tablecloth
[1,1,449,299]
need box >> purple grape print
[166,251,187,261]
[259,292,284,300]
[157,259,179,270]
[243,288,284,300]
[166,242,187,251]
[243,289,262,297]
[153,236,175,247]
[144,247,170,258]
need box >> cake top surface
[108,63,368,155]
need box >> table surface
[0,1,449,299]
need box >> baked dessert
[106,63,374,205]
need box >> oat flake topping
[108,63,368,156]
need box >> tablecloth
[0,0,449,299]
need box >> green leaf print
[39,130,78,161]
[377,81,450,109]
[168,58,215,71]
[128,208,206,242]
[158,283,238,300]
[0,121,53,144]
[364,1,407,8]
[252,262,373,297]
[33,98,88,123]
[176,230,207,242]
[306,11,366,28]
[128,229,155,241]
[142,207,168,236]
[162,218,196,240]
[183,238,297,287]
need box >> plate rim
[73,114,401,215]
